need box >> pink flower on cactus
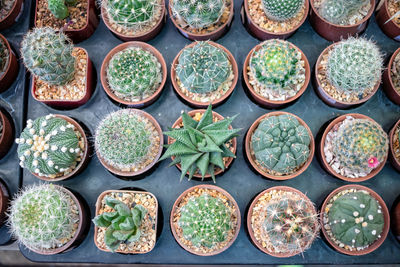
[368,157,379,168]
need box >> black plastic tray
[16,0,400,264]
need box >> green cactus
[21,27,76,86]
[0,38,9,76]
[251,114,311,175]
[319,0,369,25]
[261,0,304,22]
[106,47,162,101]
[93,197,147,252]
[16,114,82,178]
[159,104,240,182]
[47,0,77,20]
[176,41,231,94]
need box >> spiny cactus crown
[319,0,369,25]
[16,114,82,178]
[21,27,76,86]
[0,38,8,76]
[261,0,304,22]
[251,114,311,175]
[176,41,231,94]
[47,0,77,20]
[8,184,79,251]
[93,197,147,252]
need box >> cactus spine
[261,0,304,22]
[47,0,77,20]
[319,0,369,25]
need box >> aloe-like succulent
[47,0,77,20]
[0,38,9,76]
[319,0,369,25]
[261,0,304,21]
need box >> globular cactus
[261,0,304,22]
[319,0,369,25]
[93,197,147,252]
[0,39,8,75]
[15,114,82,178]
[176,41,231,94]
[251,114,311,175]
[21,27,76,86]
[47,0,77,20]
[107,47,162,101]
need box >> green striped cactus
[47,0,77,20]
[319,0,369,25]
[261,0,304,21]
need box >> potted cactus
[243,39,310,108]
[100,42,167,108]
[0,34,18,93]
[242,0,309,40]
[382,47,400,105]
[170,184,240,256]
[93,190,158,253]
[0,0,23,30]
[7,184,88,255]
[376,0,400,41]
[388,118,400,172]
[321,184,390,255]
[171,41,238,108]
[245,112,314,180]
[159,104,239,183]
[0,109,14,160]
[95,109,163,178]
[0,178,9,225]
[314,37,383,109]
[101,0,166,42]
[320,114,389,182]
[310,0,375,41]
[15,114,89,181]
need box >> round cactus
[15,114,83,178]
[261,0,304,22]
[0,38,9,76]
[47,0,77,20]
[319,0,369,25]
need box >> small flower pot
[0,178,9,226]
[0,0,23,30]
[382,47,400,105]
[389,117,400,172]
[243,41,310,108]
[171,41,238,108]
[0,109,14,160]
[100,42,167,108]
[392,196,400,242]
[0,34,19,93]
[309,0,376,42]
[245,111,314,180]
[376,0,400,41]
[320,184,390,256]
[170,184,241,256]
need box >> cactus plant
[15,114,83,178]
[21,27,76,86]
[261,0,304,22]
[93,197,147,252]
[319,0,369,25]
[251,114,311,175]
[47,0,77,20]
[0,38,9,76]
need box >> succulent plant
[0,38,9,76]
[8,184,79,251]
[319,0,369,25]
[15,114,82,178]
[176,41,231,94]
[261,0,304,22]
[107,47,162,101]
[21,27,76,86]
[159,104,240,182]
[93,197,147,252]
[47,0,77,20]
[251,114,311,175]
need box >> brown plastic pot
[100,42,167,108]
[34,0,99,43]
[314,43,381,109]
[376,0,400,41]
[0,34,18,93]
[0,109,14,160]
[171,41,238,108]
[319,113,388,182]
[94,190,158,254]
[382,47,400,105]
[170,184,241,256]
[0,0,23,30]
[245,111,315,180]
[389,117,400,172]
[392,197,400,242]
[0,178,9,226]
[310,0,376,42]
[31,47,94,109]
[320,184,390,256]
[243,41,311,108]
[241,0,309,40]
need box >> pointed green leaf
[208,164,216,183]
[198,134,223,153]
[182,112,198,129]
[201,114,238,131]
[196,153,210,179]
[168,156,181,167]
[196,105,213,130]
[203,129,241,146]
[187,163,197,181]
[163,129,196,150]
[221,144,236,158]
[210,152,225,170]
[180,153,202,181]
[159,141,198,161]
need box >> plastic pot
[0,0,23,30]
[0,178,9,226]
[382,47,400,105]
[389,117,400,172]
[0,109,14,160]
[0,34,19,93]
[376,0,400,41]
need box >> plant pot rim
[170,184,241,256]
[0,178,9,224]
[96,109,164,177]
[319,113,388,182]
[94,189,158,254]
[379,0,400,29]
[320,184,390,256]
[0,0,21,24]
[171,41,238,107]
[243,39,311,106]
[386,47,400,99]
[0,34,13,82]
[100,41,167,107]
[245,111,315,180]
[389,117,400,169]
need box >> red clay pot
[389,117,400,172]
[382,47,400,105]
[0,34,19,93]
[0,0,23,30]
[376,0,400,41]
[0,109,14,160]
[0,178,9,226]
[392,197,400,242]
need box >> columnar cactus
[176,41,231,94]
[47,0,77,20]
[261,0,304,22]
[15,114,82,178]
[319,0,369,25]
[251,114,311,175]
[0,39,8,75]
[21,27,76,86]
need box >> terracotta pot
[94,189,159,254]
[241,0,309,40]
[0,0,23,30]
[376,0,400,41]
[389,118,400,172]
[100,42,167,108]
[101,0,166,42]
[314,43,381,109]
[382,47,400,105]
[392,196,400,242]
[96,109,163,178]
[170,184,241,256]
[0,109,14,160]
[34,0,99,43]
[243,41,311,108]
[31,47,94,109]
[319,113,388,182]
[309,0,376,42]
[171,41,238,108]
[168,109,237,180]
[0,178,9,226]
[245,111,315,180]
[0,34,19,93]
[320,184,390,256]
[168,0,234,41]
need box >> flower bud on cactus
[319,0,369,25]
[47,0,77,20]
[0,38,8,75]
[261,0,304,22]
